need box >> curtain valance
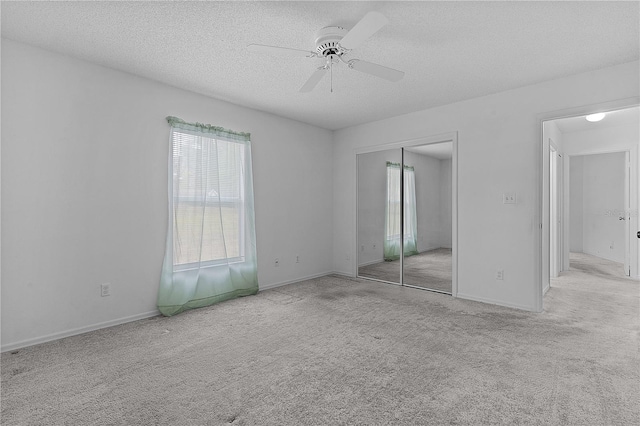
[166,116,250,142]
[386,161,414,171]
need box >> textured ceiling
[2,1,639,130]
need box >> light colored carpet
[568,251,627,278]
[2,256,638,425]
[358,248,452,293]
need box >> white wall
[405,151,444,252]
[357,149,400,266]
[563,124,639,156]
[1,40,334,350]
[569,156,584,252]
[581,153,626,262]
[333,60,639,311]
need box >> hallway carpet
[568,251,627,279]
[2,255,638,425]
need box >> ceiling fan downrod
[330,55,334,93]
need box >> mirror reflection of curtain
[384,162,418,261]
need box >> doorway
[355,133,458,295]
[540,103,639,307]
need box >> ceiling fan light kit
[247,11,405,93]
[315,26,348,57]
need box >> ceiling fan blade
[300,67,328,92]
[247,44,316,58]
[339,11,389,50]
[349,59,404,82]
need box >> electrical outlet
[274,258,280,267]
[372,243,377,250]
[360,245,365,252]
[100,283,111,297]
[296,255,300,263]
[496,270,504,280]
[345,254,351,261]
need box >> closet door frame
[353,131,458,297]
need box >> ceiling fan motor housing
[315,26,348,56]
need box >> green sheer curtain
[158,117,258,316]
[384,162,418,261]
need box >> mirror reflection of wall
[357,149,401,284]
[357,142,453,294]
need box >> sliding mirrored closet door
[357,142,453,294]
[402,143,453,294]
[357,149,401,284]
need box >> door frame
[549,139,565,281]
[536,97,640,311]
[353,131,459,296]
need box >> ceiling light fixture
[585,112,606,122]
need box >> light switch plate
[503,192,517,204]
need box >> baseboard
[456,292,539,312]
[419,245,443,253]
[357,258,384,267]
[1,310,160,353]
[329,271,354,278]
[258,271,335,291]
[581,249,624,264]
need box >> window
[159,117,258,317]
[384,162,418,260]
[171,129,247,268]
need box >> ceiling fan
[247,11,405,92]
